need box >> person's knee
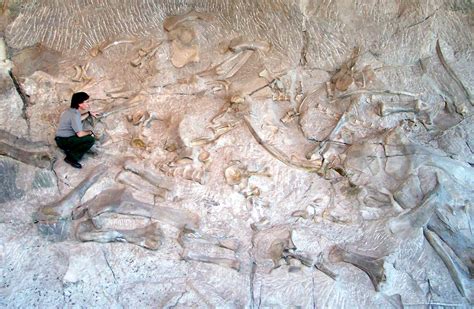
[81,135,95,145]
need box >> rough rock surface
[0,0,473,307]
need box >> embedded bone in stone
[252,226,295,268]
[180,232,240,252]
[329,246,386,291]
[123,159,174,191]
[388,180,441,235]
[2,1,474,307]
[163,10,212,32]
[75,187,199,231]
[116,171,168,197]
[228,37,271,53]
[0,131,51,169]
[34,166,107,223]
[427,213,474,274]
[76,220,162,250]
[182,249,240,271]
[424,228,473,302]
[168,26,200,68]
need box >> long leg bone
[74,187,200,231]
[0,130,51,168]
[77,220,162,250]
[33,166,107,239]
[424,228,473,301]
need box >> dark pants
[55,135,95,162]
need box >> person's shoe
[64,157,82,169]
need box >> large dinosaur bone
[329,246,386,291]
[389,180,441,235]
[73,187,200,231]
[33,166,107,238]
[0,130,51,168]
[76,220,162,250]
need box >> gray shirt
[56,108,82,137]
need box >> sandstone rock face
[1,1,473,307]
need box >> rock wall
[0,0,473,307]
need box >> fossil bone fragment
[378,100,421,117]
[71,63,91,82]
[252,226,295,269]
[163,10,212,31]
[123,159,174,192]
[89,38,135,57]
[389,180,441,235]
[329,246,386,291]
[424,228,473,301]
[168,26,200,68]
[0,130,51,168]
[244,117,321,173]
[228,37,271,53]
[182,249,241,271]
[427,213,474,275]
[224,163,271,186]
[435,40,473,105]
[283,251,337,280]
[116,171,167,197]
[76,220,162,250]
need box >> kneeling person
[55,92,97,168]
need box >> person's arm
[80,111,99,121]
[76,130,94,137]
[72,112,94,137]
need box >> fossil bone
[424,228,473,301]
[228,37,271,53]
[0,130,51,168]
[182,249,241,271]
[163,10,212,31]
[389,180,441,235]
[76,220,162,250]
[330,246,386,291]
[436,40,473,105]
[244,116,322,173]
[74,187,200,231]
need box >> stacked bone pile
[1,0,473,307]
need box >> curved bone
[389,180,441,235]
[229,37,271,53]
[330,246,386,291]
[77,220,162,250]
[436,40,473,105]
[243,117,322,173]
[163,10,212,31]
[427,213,474,274]
[424,228,473,301]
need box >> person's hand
[89,111,99,118]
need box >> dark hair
[70,92,89,108]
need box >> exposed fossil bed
[0,0,473,307]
